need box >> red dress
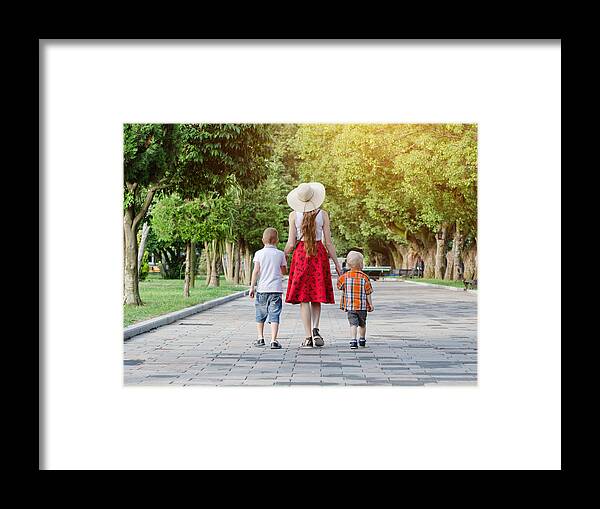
[286,240,335,304]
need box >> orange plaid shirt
[337,270,373,311]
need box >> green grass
[409,278,466,288]
[124,274,248,327]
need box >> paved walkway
[124,280,477,386]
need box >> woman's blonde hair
[301,209,320,257]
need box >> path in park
[124,281,477,386]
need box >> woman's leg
[300,303,312,337]
[310,302,322,329]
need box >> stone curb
[400,279,478,293]
[124,289,249,341]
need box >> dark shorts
[347,310,367,327]
[255,292,283,324]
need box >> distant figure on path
[284,182,343,348]
[457,259,465,280]
[416,257,425,278]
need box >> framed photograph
[41,40,561,470]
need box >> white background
[41,41,561,470]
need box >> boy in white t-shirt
[249,228,288,349]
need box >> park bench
[362,266,391,280]
[396,268,420,277]
[463,279,478,291]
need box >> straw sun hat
[286,182,326,212]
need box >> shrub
[139,251,150,281]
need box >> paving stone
[125,280,477,386]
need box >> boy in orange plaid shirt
[337,251,374,349]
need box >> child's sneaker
[358,338,367,348]
[253,338,266,347]
[270,340,282,349]
[349,339,358,349]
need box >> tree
[137,221,150,277]
[144,225,186,280]
[123,124,178,304]
[233,171,292,284]
[292,123,477,278]
[151,193,229,295]
[123,123,273,304]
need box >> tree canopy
[125,123,478,305]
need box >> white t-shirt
[253,245,287,293]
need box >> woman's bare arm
[322,210,342,275]
[284,210,296,256]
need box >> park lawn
[412,278,466,288]
[123,274,248,327]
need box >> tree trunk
[123,207,142,305]
[389,244,403,270]
[239,241,246,283]
[137,221,150,276]
[209,240,220,287]
[405,235,422,273]
[411,230,436,279]
[233,242,241,284]
[445,250,455,280]
[160,251,168,279]
[463,241,477,280]
[189,242,196,288]
[451,226,464,280]
[205,242,212,285]
[123,182,160,304]
[223,242,234,282]
[243,244,252,285]
[398,244,409,270]
[434,224,448,279]
[221,255,227,280]
[183,241,192,297]
[422,248,434,278]
[159,246,182,279]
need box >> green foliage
[126,123,477,284]
[172,123,273,199]
[149,125,293,256]
[139,251,150,281]
[151,192,236,246]
[123,123,179,209]
[234,159,294,252]
[144,225,186,279]
[292,124,478,256]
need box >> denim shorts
[255,292,283,324]
[347,310,367,327]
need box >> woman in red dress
[284,182,343,348]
